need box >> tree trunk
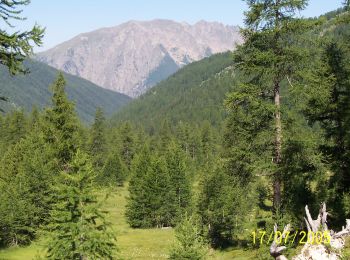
[273,82,282,210]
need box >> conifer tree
[144,155,172,227]
[47,150,117,259]
[231,0,309,209]
[3,109,28,147]
[126,146,180,228]
[159,119,172,151]
[119,122,135,170]
[306,41,350,221]
[165,142,192,224]
[43,73,80,169]
[0,128,53,246]
[89,107,107,171]
[125,146,152,227]
[197,166,250,247]
[101,148,127,186]
[169,214,207,260]
[0,0,44,75]
[200,121,213,161]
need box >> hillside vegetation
[113,52,238,130]
[0,60,131,122]
[1,2,350,260]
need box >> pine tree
[43,73,80,169]
[197,165,250,247]
[126,146,178,228]
[0,128,53,246]
[169,214,207,260]
[176,122,191,155]
[232,0,310,209]
[46,150,117,259]
[0,0,44,75]
[29,106,41,130]
[306,41,350,221]
[125,146,152,227]
[119,122,135,170]
[89,107,107,171]
[101,148,127,186]
[165,141,192,225]
[144,155,172,227]
[200,121,214,161]
[159,119,172,152]
[3,109,28,147]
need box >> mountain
[0,60,131,123]
[36,19,242,97]
[112,52,238,130]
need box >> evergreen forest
[1,0,350,259]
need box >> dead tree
[270,203,350,260]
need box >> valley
[1,1,350,260]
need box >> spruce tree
[200,121,214,161]
[306,41,350,221]
[125,146,152,227]
[3,109,28,147]
[165,141,192,224]
[119,122,135,170]
[47,150,117,259]
[43,73,80,169]
[144,155,172,227]
[232,0,309,209]
[89,107,107,171]
[126,146,180,228]
[101,148,127,186]
[197,165,250,247]
[0,128,53,246]
[0,0,44,75]
[169,214,207,260]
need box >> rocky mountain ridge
[37,19,242,97]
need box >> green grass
[0,185,259,260]
[342,236,350,259]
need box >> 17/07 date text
[251,230,331,245]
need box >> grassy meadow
[0,185,259,260]
[1,184,349,259]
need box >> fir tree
[43,73,80,169]
[101,148,127,186]
[125,146,152,227]
[200,121,214,161]
[169,214,207,260]
[47,149,117,259]
[3,109,28,147]
[119,122,135,170]
[89,107,107,171]
[232,0,310,209]
[306,41,350,221]
[144,155,172,227]
[197,165,250,247]
[0,0,44,75]
[0,128,53,246]
[165,141,192,224]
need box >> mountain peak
[36,20,242,97]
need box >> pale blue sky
[14,0,345,52]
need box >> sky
[11,0,345,52]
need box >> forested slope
[113,52,238,130]
[0,60,131,122]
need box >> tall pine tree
[43,73,80,169]
[47,150,117,259]
[89,107,107,171]
[232,0,309,209]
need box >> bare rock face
[36,20,242,97]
